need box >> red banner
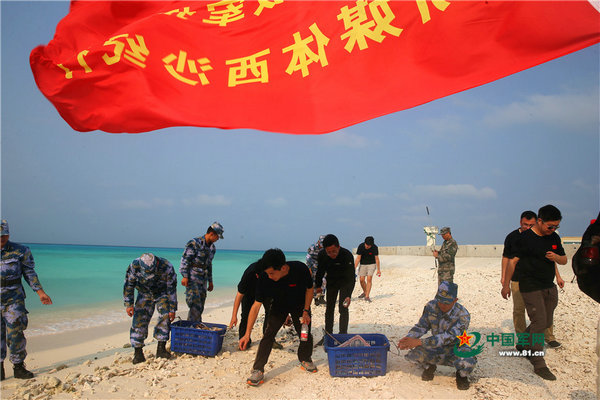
[30,1,600,134]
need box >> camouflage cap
[435,281,458,304]
[1,219,9,236]
[439,227,451,235]
[210,222,224,239]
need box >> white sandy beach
[1,255,598,399]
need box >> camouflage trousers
[185,270,207,322]
[437,266,455,286]
[1,298,28,364]
[130,293,171,348]
[405,342,476,377]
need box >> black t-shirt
[357,243,378,265]
[237,261,262,302]
[515,229,565,293]
[255,261,312,313]
[503,229,522,282]
[315,247,356,290]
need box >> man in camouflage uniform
[124,253,177,364]
[398,281,476,390]
[179,222,224,322]
[1,219,52,380]
[433,227,458,285]
[306,235,325,305]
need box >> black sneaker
[421,364,436,381]
[456,371,470,390]
[546,340,561,349]
[534,367,557,381]
[272,341,283,350]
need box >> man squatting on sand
[239,249,316,386]
[501,204,567,381]
[398,281,476,391]
[124,253,177,364]
[1,219,53,380]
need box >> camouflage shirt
[1,241,42,299]
[406,299,470,348]
[179,236,216,282]
[437,238,458,268]
[305,235,324,268]
[124,256,177,312]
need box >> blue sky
[1,1,599,251]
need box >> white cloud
[266,197,287,207]
[483,92,599,132]
[357,192,387,200]
[414,184,497,199]
[317,192,389,207]
[335,217,364,227]
[572,178,598,195]
[321,131,374,148]
[420,114,464,136]
[333,196,361,206]
[182,194,232,207]
[117,198,175,209]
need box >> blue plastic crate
[324,333,389,377]
[170,320,227,356]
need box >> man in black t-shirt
[501,205,567,381]
[354,236,380,302]
[502,211,563,347]
[501,211,536,334]
[315,234,355,345]
[228,259,283,350]
[240,249,316,386]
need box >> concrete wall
[358,244,579,259]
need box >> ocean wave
[26,298,233,337]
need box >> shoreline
[1,255,598,399]
[25,291,235,338]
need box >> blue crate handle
[324,332,391,351]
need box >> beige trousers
[510,281,556,341]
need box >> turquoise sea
[21,244,306,337]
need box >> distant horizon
[21,242,307,254]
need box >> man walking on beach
[355,236,380,302]
[124,253,177,364]
[229,258,283,350]
[239,249,316,386]
[433,227,458,285]
[501,205,567,381]
[315,234,355,345]
[179,222,224,322]
[502,211,563,348]
[398,281,476,390]
[1,219,53,380]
